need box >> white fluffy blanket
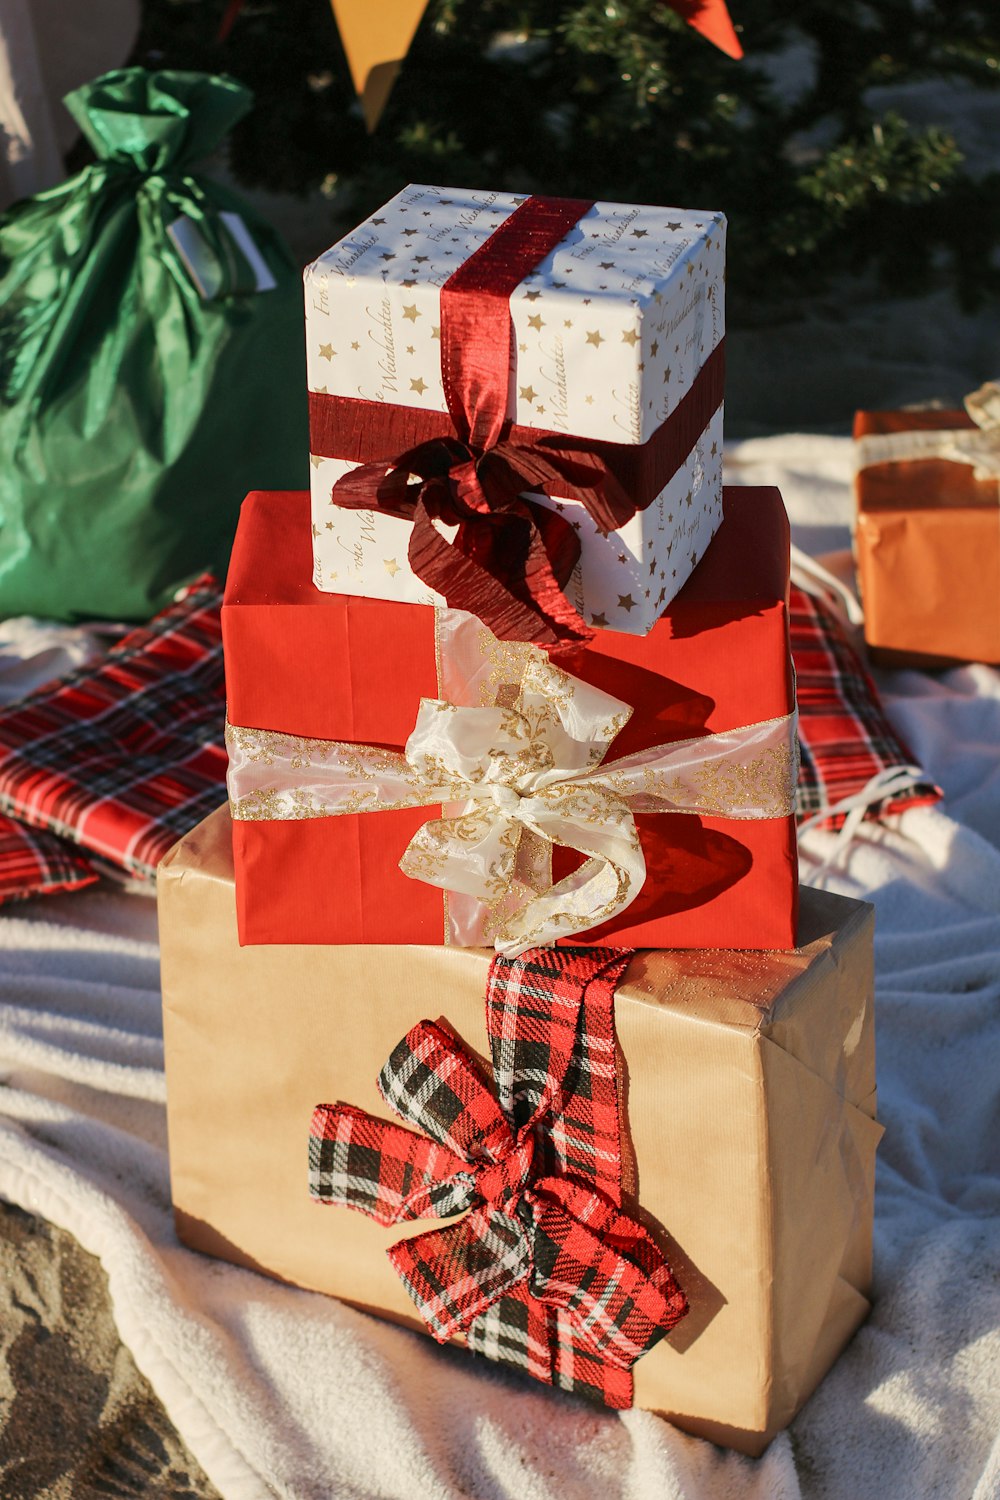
[0,435,998,1499]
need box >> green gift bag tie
[0,68,307,622]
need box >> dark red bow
[330,431,622,648]
[330,195,605,647]
[310,946,687,1407]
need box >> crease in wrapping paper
[159,805,878,1456]
[222,485,798,951]
[853,408,1000,665]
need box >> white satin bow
[393,656,642,955]
[227,652,796,957]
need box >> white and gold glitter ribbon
[855,380,1000,482]
[227,628,797,957]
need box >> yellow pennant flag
[330,0,431,132]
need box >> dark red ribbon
[313,195,726,647]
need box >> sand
[0,1200,216,1498]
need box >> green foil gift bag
[0,68,306,621]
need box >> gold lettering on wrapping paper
[426,190,502,247]
[456,191,501,232]
[334,233,379,276]
[566,207,636,265]
[567,557,587,620]
[569,238,598,264]
[651,236,697,284]
[331,509,378,574]
[425,195,500,250]
[360,297,398,400]
[652,284,704,341]
[537,333,571,433]
[359,510,377,560]
[335,532,364,573]
[612,382,642,443]
[310,275,330,316]
[707,280,722,346]
[600,207,639,248]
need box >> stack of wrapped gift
[158,188,882,1455]
[854,385,1000,667]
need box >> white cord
[789,543,865,629]
[798,764,927,886]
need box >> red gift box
[222,487,798,949]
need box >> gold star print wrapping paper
[304,186,726,636]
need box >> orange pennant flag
[330,0,432,132]
[664,0,743,59]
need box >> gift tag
[167,212,277,299]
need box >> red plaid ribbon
[310,947,687,1408]
[791,585,941,829]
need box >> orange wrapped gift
[222,486,798,951]
[854,393,1000,667]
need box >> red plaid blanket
[0,576,226,885]
[791,585,941,828]
[0,575,940,904]
[0,819,99,903]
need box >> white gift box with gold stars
[304,185,725,636]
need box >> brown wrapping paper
[159,806,881,1457]
[854,409,1000,667]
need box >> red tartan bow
[310,1015,687,1370]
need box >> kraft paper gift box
[222,485,799,952]
[158,804,881,1458]
[854,402,1000,667]
[304,184,725,641]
